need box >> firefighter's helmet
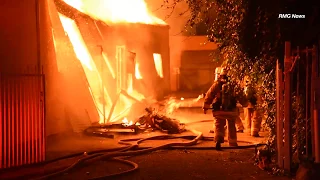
[215,67,227,81]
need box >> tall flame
[59,0,155,124]
[63,0,166,25]
[153,53,163,78]
[135,63,143,79]
[59,14,93,70]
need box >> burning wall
[95,22,171,99]
[0,0,170,135]
[51,0,170,127]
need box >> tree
[164,0,281,149]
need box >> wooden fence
[276,41,320,171]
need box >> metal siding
[0,73,45,169]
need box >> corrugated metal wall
[0,73,45,169]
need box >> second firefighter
[202,67,240,150]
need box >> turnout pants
[212,110,238,145]
[235,108,244,131]
[243,107,262,136]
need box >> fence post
[312,45,320,162]
[296,46,300,159]
[276,60,284,168]
[284,41,292,171]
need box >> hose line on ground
[32,130,203,180]
[29,129,269,180]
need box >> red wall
[0,0,38,71]
[0,0,97,136]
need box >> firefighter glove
[202,103,211,114]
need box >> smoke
[163,94,203,114]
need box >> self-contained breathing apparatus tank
[212,67,237,111]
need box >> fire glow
[59,13,111,123]
[122,117,133,126]
[135,63,143,79]
[63,0,166,25]
[59,13,142,124]
[58,0,166,124]
[153,53,163,78]
[59,14,93,71]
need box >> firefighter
[242,76,261,137]
[203,67,239,150]
[235,105,245,133]
[207,67,244,134]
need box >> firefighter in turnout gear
[211,67,245,133]
[235,105,245,133]
[242,76,261,137]
[203,67,239,150]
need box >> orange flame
[135,63,143,79]
[102,52,116,79]
[59,13,135,124]
[153,53,163,78]
[63,0,166,25]
[59,1,154,124]
[122,117,133,126]
[59,14,93,70]
[164,95,204,114]
[59,13,111,124]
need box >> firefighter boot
[214,118,226,150]
[215,136,223,150]
[227,119,238,147]
[236,117,244,133]
[216,142,222,150]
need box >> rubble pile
[136,107,186,134]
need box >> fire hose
[29,130,202,180]
[4,99,269,179]
[13,129,268,180]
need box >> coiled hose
[27,129,268,180]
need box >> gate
[276,41,320,172]
[0,72,46,169]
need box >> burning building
[0,0,170,168]
[53,0,171,125]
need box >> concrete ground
[0,97,291,180]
